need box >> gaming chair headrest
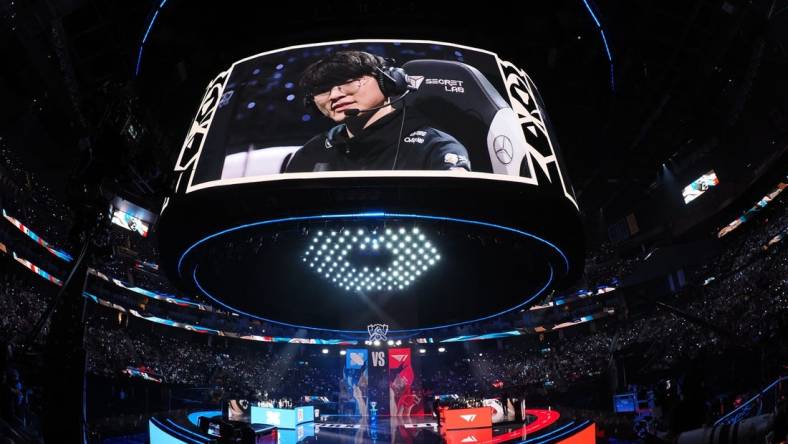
[402,60,522,174]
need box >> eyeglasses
[312,78,368,103]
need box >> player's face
[312,75,386,122]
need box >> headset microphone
[344,90,411,117]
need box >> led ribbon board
[3,209,73,262]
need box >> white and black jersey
[285,109,471,172]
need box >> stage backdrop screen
[172,40,576,209]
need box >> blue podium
[250,406,315,429]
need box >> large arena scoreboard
[157,40,584,333]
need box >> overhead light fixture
[302,226,440,292]
[321,348,329,354]
[438,347,446,352]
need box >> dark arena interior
[1,1,787,443]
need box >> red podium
[439,406,493,430]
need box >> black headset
[303,58,410,114]
[373,61,410,98]
[300,57,411,170]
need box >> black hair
[299,51,386,98]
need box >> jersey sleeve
[424,128,472,171]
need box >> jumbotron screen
[111,209,150,237]
[682,170,720,204]
[159,40,584,332]
[110,197,155,237]
[168,40,575,204]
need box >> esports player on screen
[285,51,471,172]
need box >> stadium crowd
[0,148,785,438]
[78,201,786,402]
[86,318,343,402]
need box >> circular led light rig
[157,40,584,334]
[165,212,575,332]
[304,227,439,292]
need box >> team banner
[388,348,421,416]
[344,349,369,416]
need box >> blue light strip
[523,420,591,444]
[598,30,613,67]
[135,46,145,77]
[581,0,615,91]
[193,264,553,335]
[441,330,522,343]
[520,420,576,443]
[583,2,601,28]
[142,10,159,44]
[713,376,787,426]
[178,211,569,276]
[134,1,168,77]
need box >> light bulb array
[302,226,440,292]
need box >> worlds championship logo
[367,324,389,343]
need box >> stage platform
[150,409,594,444]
